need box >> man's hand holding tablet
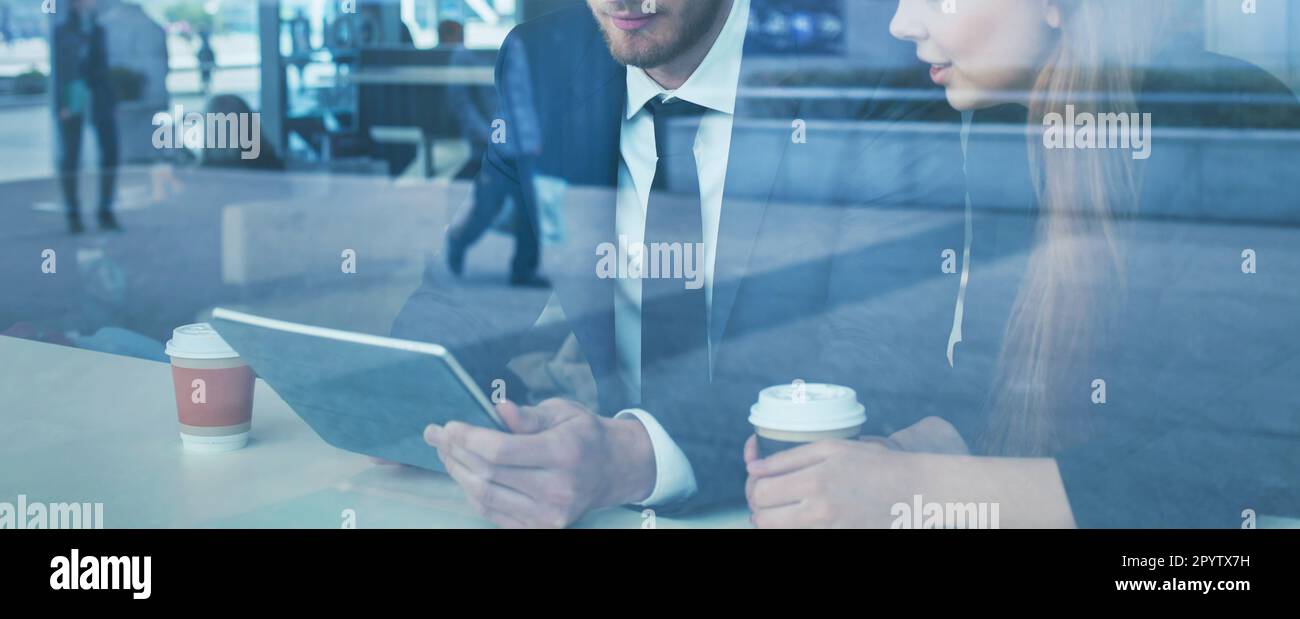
[424,398,656,529]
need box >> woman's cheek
[946,4,1044,95]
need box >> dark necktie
[639,97,710,400]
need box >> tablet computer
[209,308,502,472]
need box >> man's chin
[607,40,672,68]
[599,25,672,68]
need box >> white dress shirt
[613,0,750,507]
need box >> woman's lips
[611,14,656,31]
[930,63,953,85]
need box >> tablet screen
[212,311,500,472]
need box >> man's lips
[610,13,657,31]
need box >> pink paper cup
[165,323,254,453]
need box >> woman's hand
[740,416,966,527]
[887,416,970,455]
[742,416,1078,528]
[744,436,918,528]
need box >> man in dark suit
[395,0,964,527]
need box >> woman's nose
[889,1,927,42]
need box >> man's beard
[597,1,727,69]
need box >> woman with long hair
[743,0,1300,527]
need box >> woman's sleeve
[1056,64,1300,527]
[1055,413,1300,528]
[1054,245,1300,528]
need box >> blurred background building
[0,0,1298,357]
[2,0,1298,182]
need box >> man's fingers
[746,441,831,478]
[444,420,559,467]
[442,438,553,498]
[441,446,546,526]
[428,419,554,467]
[424,423,446,448]
[440,434,495,477]
[436,423,557,503]
[463,475,537,523]
[496,400,549,434]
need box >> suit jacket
[394,5,966,513]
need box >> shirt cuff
[616,408,699,507]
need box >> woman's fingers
[744,436,761,510]
[858,435,905,450]
[746,441,831,478]
[748,467,818,510]
[481,506,531,529]
[743,434,760,464]
[888,416,969,455]
[751,501,812,529]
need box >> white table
[0,336,750,529]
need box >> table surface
[0,335,750,529]
[7,335,1295,530]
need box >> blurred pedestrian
[197,29,216,94]
[53,0,120,234]
[444,24,548,287]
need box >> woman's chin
[943,88,983,112]
[944,87,1015,112]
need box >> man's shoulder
[505,5,600,51]
[498,5,617,90]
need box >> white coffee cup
[749,382,866,457]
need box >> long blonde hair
[982,0,1176,456]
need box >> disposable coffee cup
[749,383,866,457]
[165,323,254,453]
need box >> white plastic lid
[748,383,866,433]
[165,323,240,360]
